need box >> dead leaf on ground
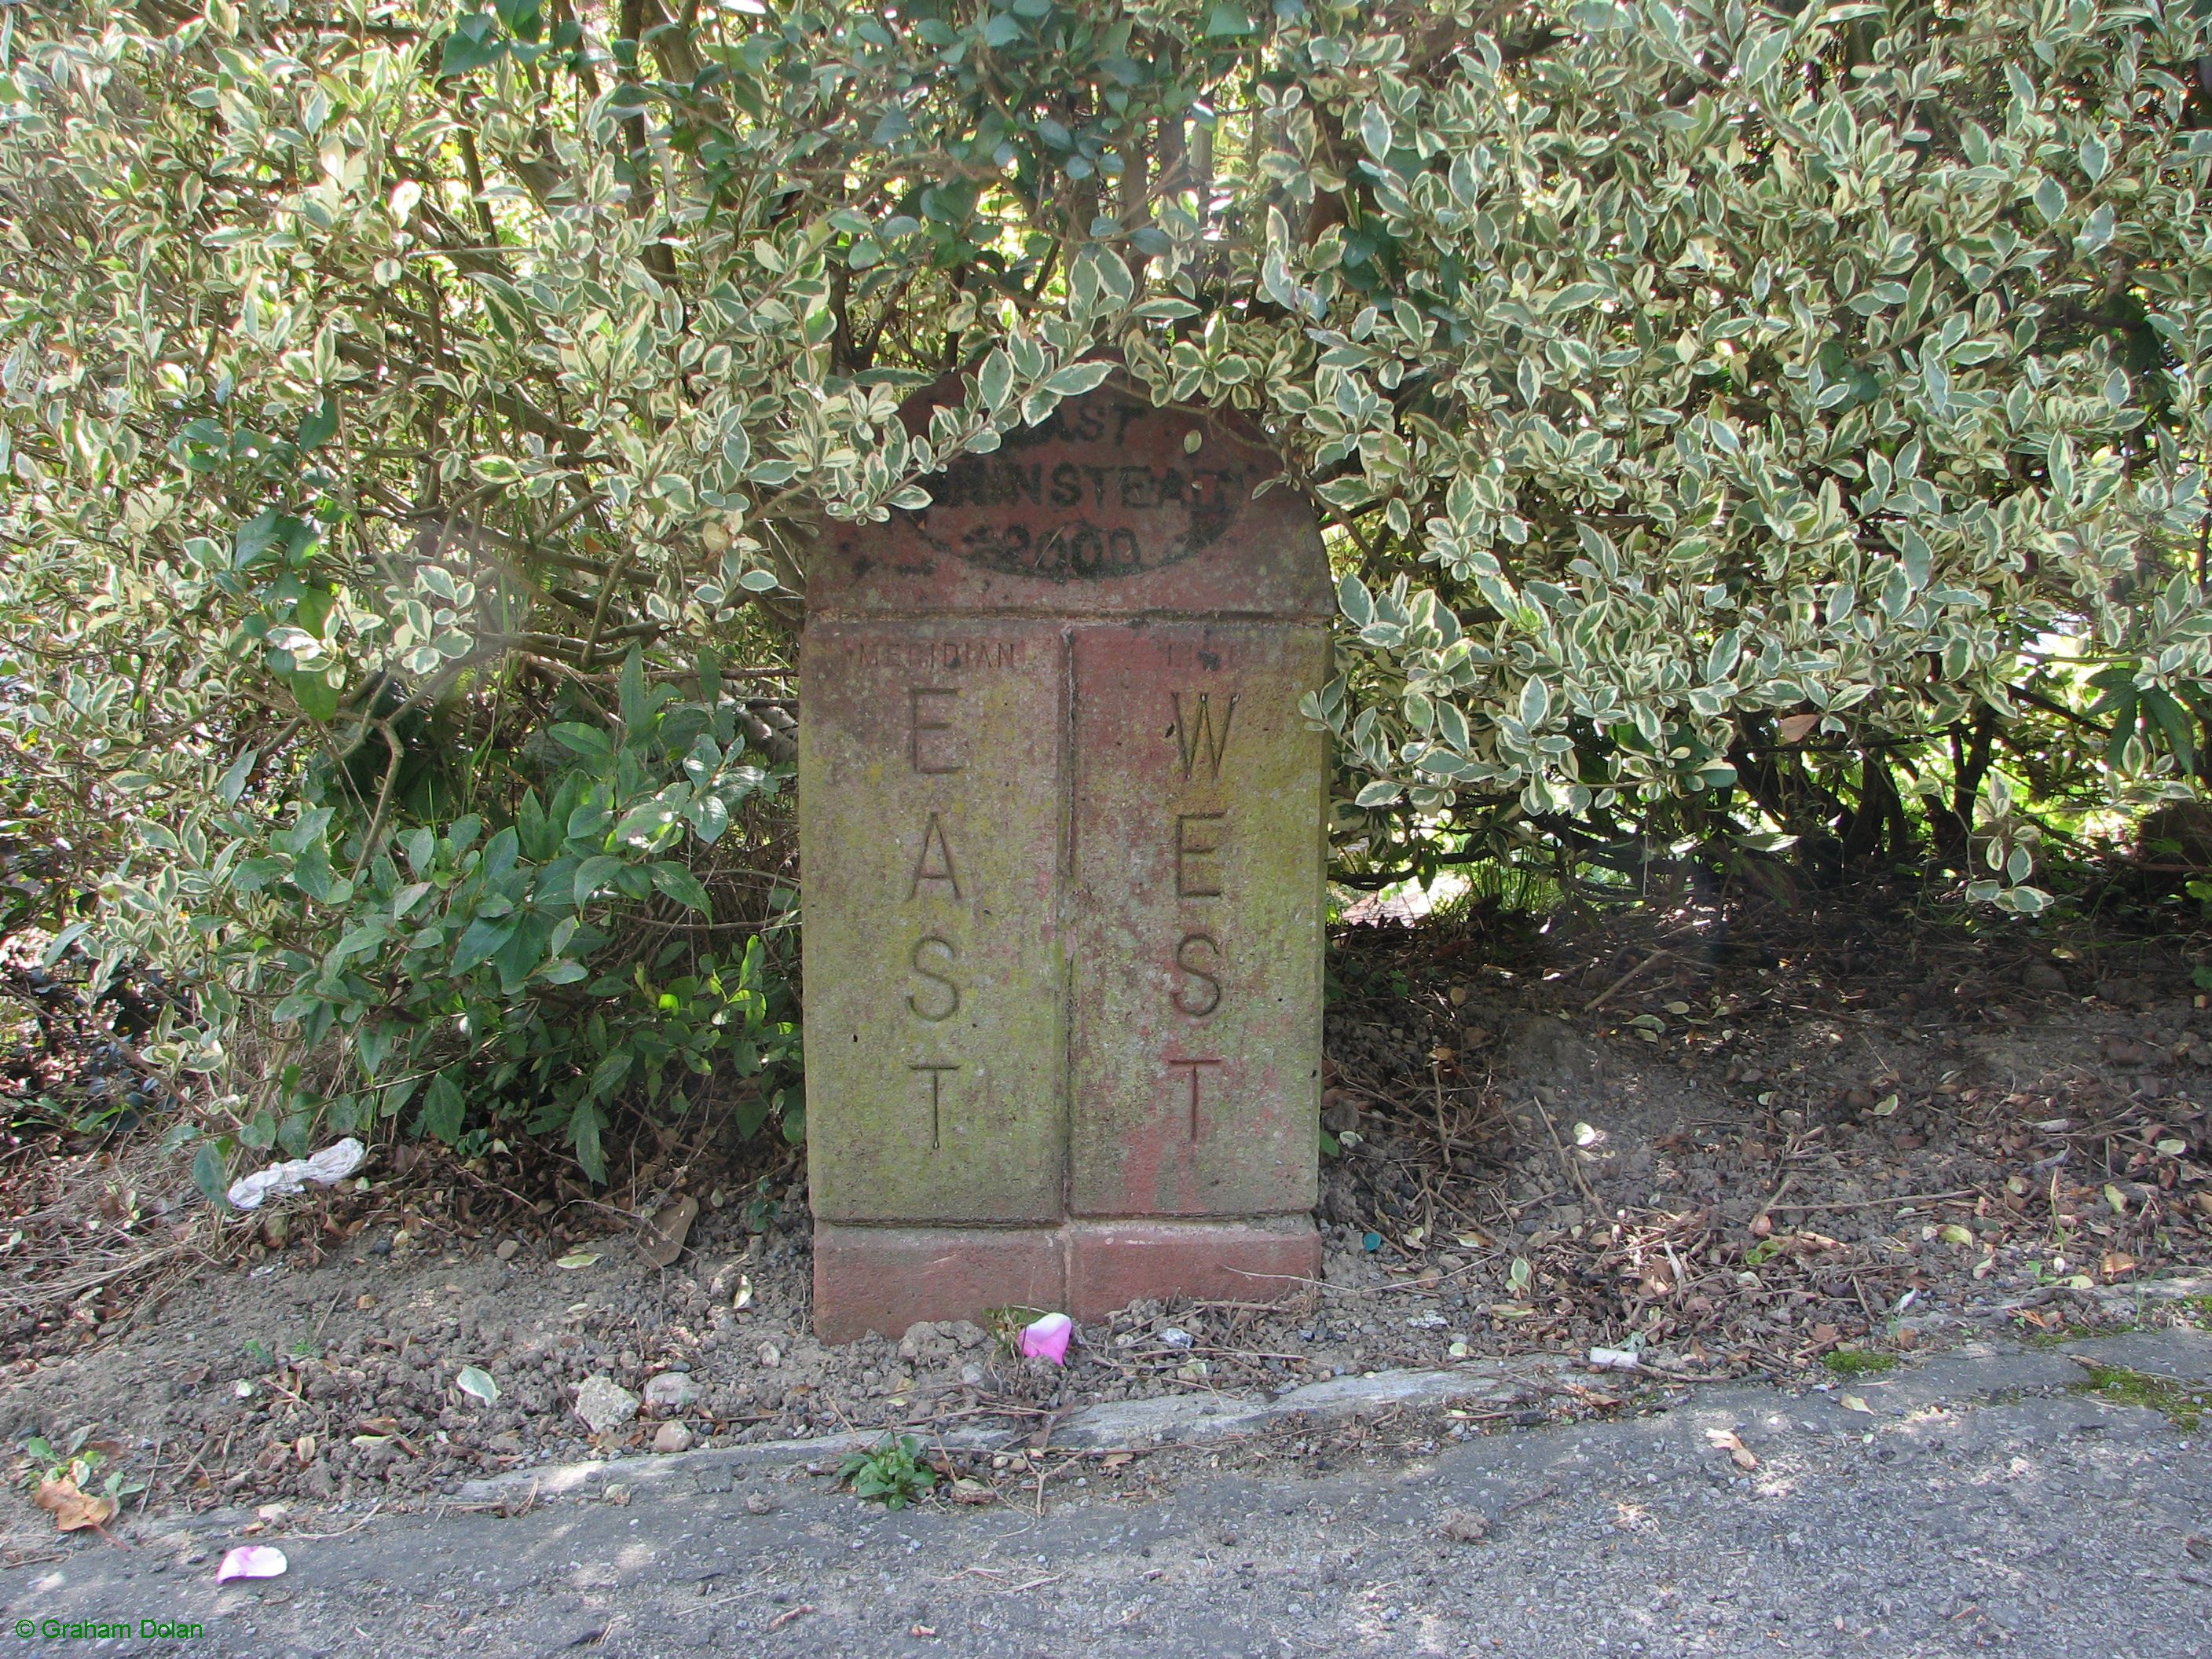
[33,1478,114,1533]
[638,1195,699,1269]
[1705,1427,1758,1470]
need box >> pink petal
[215,1545,287,1584]
[1017,1312,1072,1366]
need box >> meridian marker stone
[800,377,1329,1342]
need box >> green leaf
[1045,361,1115,397]
[452,916,517,973]
[588,1049,632,1102]
[650,861,712,914]
[295,393,339,450]
[439,13,507,77]
[291,671,339,722]
[1359,102,1393,160]
[216,748,258,805]
[192,1141,229,1208]
[423,1071,466,1144]
[1202,2,1255,37]
[1338,574,1375,628]
[550,722,613,759]
[40,921,93,968]
[572,1098,611,1180]
[573,854,623,906]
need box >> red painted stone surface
[1067,622,1327,1218]
[802,375,1328,1342]
[812,1224,1064,1344]
[1064,1218,1321,1320]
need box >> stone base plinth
[811,1217,1318,1342]
[1063,1217,1320,1317]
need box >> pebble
[643,1372,702,1413]
[495,1240,519,1262]
[651,1423,694,1455]
[756,1342,782,1369]
[573,1375,640,1435]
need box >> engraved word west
[800,375,1331,1341]
[1164,687,1233,1137]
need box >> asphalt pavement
[6,1328,2210,1657]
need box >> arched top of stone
[806,373,1331,621]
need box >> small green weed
[837,1434,936,1511]
[21,1427,145,1513]
[1822,1350,1899,1378]
[2071,1364,2207,1429]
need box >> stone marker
[800,375,1330,1342]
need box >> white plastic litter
[225,1138,367,1210]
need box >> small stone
[756,1342,782,1369]
[495,1239,520,1262]
[643,1372,703,1413]
[573,1375,640,1435]
[651,1423,694,1455]
[743,1492,775,1515]
[2021,961,2070,994]
[959,1362,986,1387]
[1440,1510,1492,1544]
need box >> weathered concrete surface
[447,1355,1572,1505]
[19,1331,2212,1658]
[801,378,1331,1339]
[799,621,1068,1228]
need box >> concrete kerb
[445,1307,2212,1510]
[451,1354,1577,1506]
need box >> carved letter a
[908,812,963,901]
